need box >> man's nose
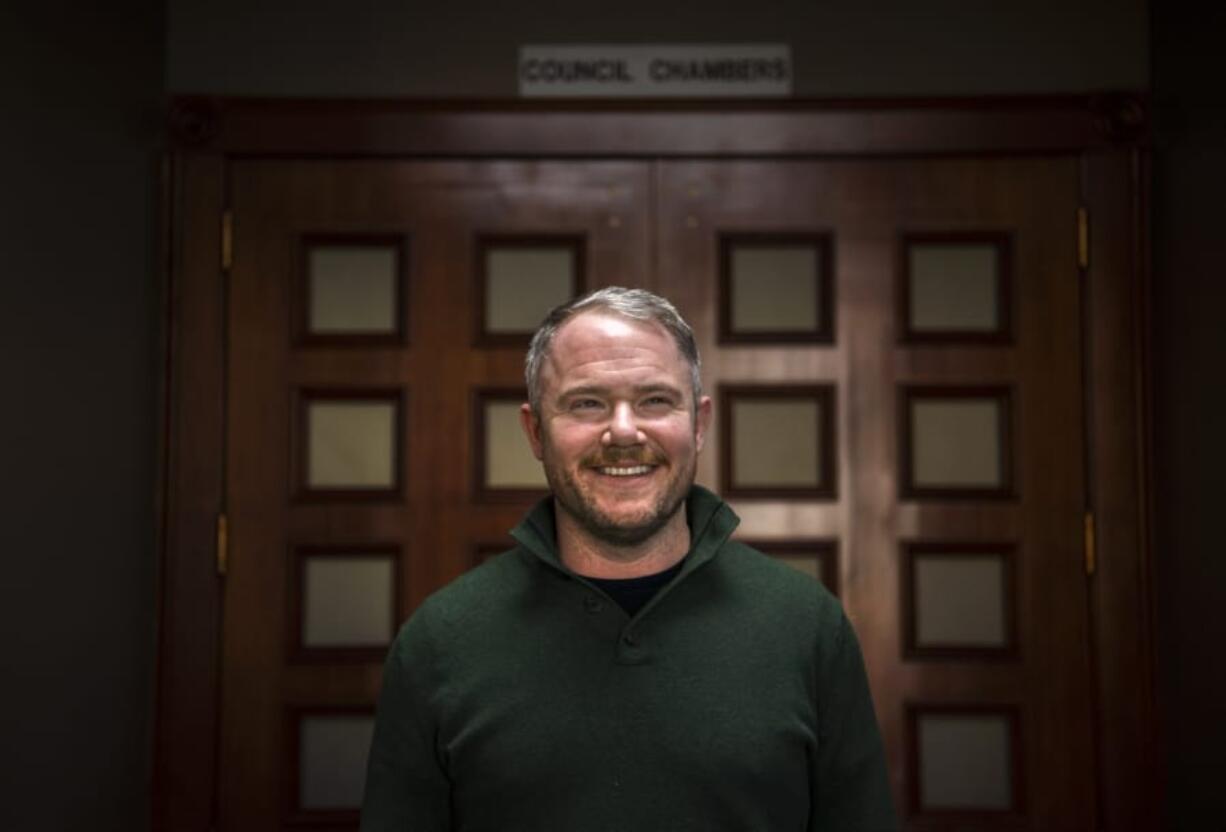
[603,401,644,446]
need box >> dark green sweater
[361,487,897,831]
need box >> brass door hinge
[1077,206,1089,270]
[1083,511,1097,576]
[221,210,234,271]
[216,513,229,577]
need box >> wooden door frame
[154,95,1156,831]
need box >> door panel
[221,160,652,828]
[655,158,1093,830]
[221,156,1093,830]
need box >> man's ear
[520,403,544,461]
[694,395,713,453]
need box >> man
[361,287,897,831]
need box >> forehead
[542,311,686,390]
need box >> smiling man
[522,303,708,571]
[361,287,897,832]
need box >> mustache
[581,447,666,467]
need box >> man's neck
[556,503,691,579]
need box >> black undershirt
[583,557,687,617]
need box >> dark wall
[1,2,163,831]
[167,0,1148,97]
[1151,4,1226,829]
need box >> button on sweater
[361,486,898,831]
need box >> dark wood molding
[472,234,586,348]
[897,230,1015,345]
[1088,93,1149,145]
[899,384,1016,501]
[152,153,227,832]
[291,387,407,503]
[285,544,402,664]
[167,95,1148,157]
[900,541,1019,661]
[717,231,835,345]
[293,233,410,348]
[1081,149,1159,830]
[168,96,222,146]
[719,384,838,500]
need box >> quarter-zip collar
[510,484,740,586]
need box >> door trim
[154,97,1155,831]
[154,152,227,832]
[168,94,1146,158]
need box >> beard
[541,437,696,548]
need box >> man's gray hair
[525,287,703,414]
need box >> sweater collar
[510,484,740,577]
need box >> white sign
[519,44,791,98]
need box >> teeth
[598,465,651,476]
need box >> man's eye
[571,399,602,411]
[642,396,673,408]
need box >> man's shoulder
[713,538,844,628]
[420,545,531,614]
[391,546,534,645]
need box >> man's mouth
[583,447,664,478]
[595,464,656,477]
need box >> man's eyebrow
[556,385,604,399]
[556,383,683,400]
[635,383,684,396]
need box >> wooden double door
[215,154,1097,831]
